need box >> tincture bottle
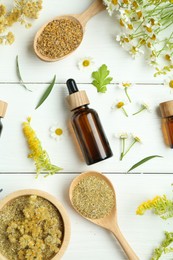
[66,79,113,165]
[160,100,173,148]
[0,100,8,137]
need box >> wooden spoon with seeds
[69,171,139,260]
[34,0,105,62]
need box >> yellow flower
[0,0,42,45]
[22,118,62,178]
[0,5,6,16]
[6,32,15,45]
[136,195,172,219]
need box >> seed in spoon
[72,175,115,219]
[36,18,83,59]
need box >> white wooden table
[1,1,173,259]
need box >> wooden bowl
[0,189,71,260]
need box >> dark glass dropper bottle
[66,79,113,165]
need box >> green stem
[124,87,132,103]
[133,107,146,116]
[120,138,126,161]
[156,31,173,57]
[123,140,137,158]
[122,107,128,117]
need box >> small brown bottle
[66,79,113,165]
[0,100,8,137]
[160,100,173,148]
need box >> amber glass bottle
[160,100,173,148]
[66,79,113,165]
[0,100,8,137]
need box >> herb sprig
[35,75,56,109]
[91,64,113,93]
[16,56,32,92]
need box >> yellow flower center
[134,136,141,143]
[82,60,90,67]
[128,24,133,30]
[116,102,124,108]
[112,0,118,4]
[165,54,171,61]
[146,26,152,33]
[169,80,173,88]
[122,82,131,87]
[137,11,142,19]
[55,128,63,136]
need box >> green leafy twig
[136,194,173,219]
[23,117,62,178]
[127,155,163,173]
[16,55,32,92]
[151,232,173,260]
[35,75,56,109]
[91,64,113,93]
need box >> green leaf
[16,55,32,92]
[91,64,113,93]
[127,155,163,173]
[35,75,56,109]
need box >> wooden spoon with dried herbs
[33,0,105,62]
[69,171,139,260]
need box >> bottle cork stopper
[66,90,90,111]
[159,100,173,118]
[0,100,8,118]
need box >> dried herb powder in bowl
[72,175,115,219]
[36,18,83,59]
[0,195,64,260]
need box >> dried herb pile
[0,195,63,260]
[72,175,115,219]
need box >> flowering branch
[104,0,173,76]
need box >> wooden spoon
[34,0,105,62]
[69,171,139,260]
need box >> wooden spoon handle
[77,0,105,27]
[111,225,139,260]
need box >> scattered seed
[72,175,115,219]
[36,18,83,59]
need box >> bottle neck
[72,104,89,112]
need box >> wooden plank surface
[0,1,173,260]
[0,174,173,260]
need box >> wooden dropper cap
[159,100,173,118]
[0,100,8,118]
[66,79,90,111]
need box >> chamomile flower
[133,102,151,116]
[129,46,144,59]
[119,81,133,103]
[49,125,64,141]
[78,57,94,71]
[119,132,128,139]
[131,134,142,143]
[116,33,133,51]
[164,76,173,91]
[119,132,128,160]
[116,101,128,117]
[104,0,119,15]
